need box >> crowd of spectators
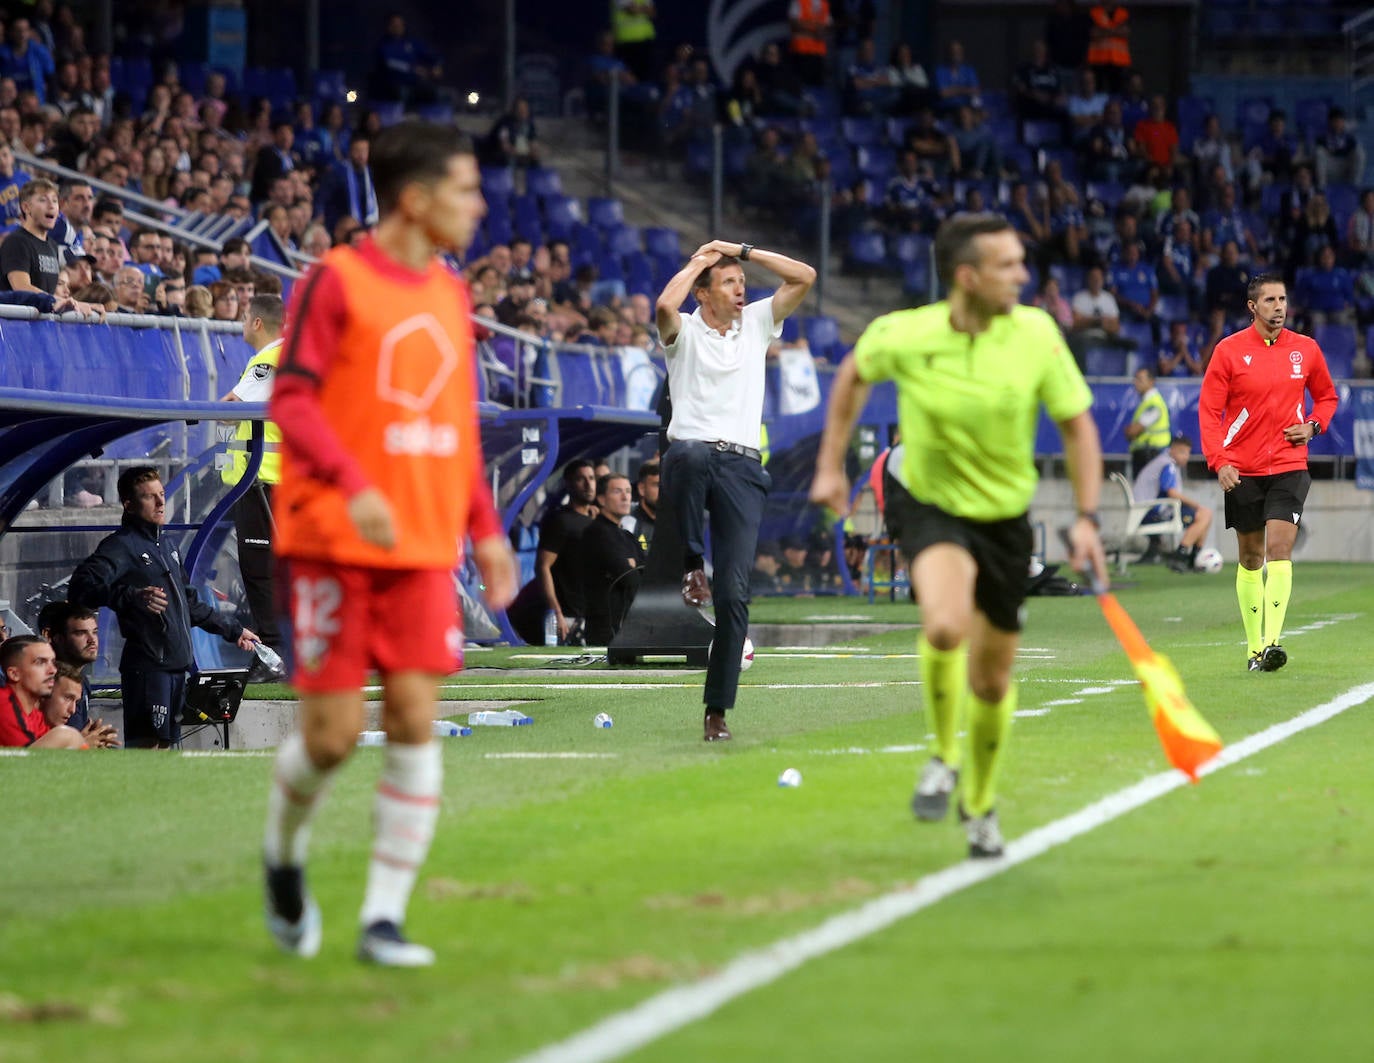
[580,3,1371,378]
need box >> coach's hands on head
[694,240,739,261]
[472,535,518,610]
[349,487,397,550]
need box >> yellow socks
[963,685,1016,817]
[918,633,967,767]
[1236,565,1264,656]
[1264,560,1293,648]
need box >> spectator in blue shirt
[933,40,980,114]
[1108,239,1159,338]
[1200,182,1259,263]
[1245,108,1301,188]
[1157,216,1199,307]
[1155,319,1202,377]
[884,149,942,234]
[372,12,441,104]
[0,141,32,231]
[1296,244,1356,326]
[0,19,54,105]
[843,37,898,117]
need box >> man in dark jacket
[580,473,646,645]
[70,466,260,748]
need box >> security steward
[220,294,286,677]
[1124,364,1170,479]
[70,466,261,748]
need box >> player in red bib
[1198,272,1338,673]
[260,123,516,966]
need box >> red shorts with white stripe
[283,560,462,692]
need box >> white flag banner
[778,344,821,415]
[617,346,659,411]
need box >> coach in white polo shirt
[656,238,815,742]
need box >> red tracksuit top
[1198,325,1339,477]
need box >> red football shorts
[284,560,463,692]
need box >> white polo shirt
[665,296,781,449]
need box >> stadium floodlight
[345,90,358,103]
[468,91,480,106]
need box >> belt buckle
[715,440,730,453]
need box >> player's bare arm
[1057,409,1109,588]
[472,535,518,610]
[810,353,872,515]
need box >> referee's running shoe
[959,805,1005,859]
[1260,644,1288,672]
[357,920,436,967]
[1247,651,1264,672]
[911,756,958,821]
[264,863,322,958]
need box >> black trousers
[661,441,770,711]
[234,482,281,648]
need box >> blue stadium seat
[596,251,624,281]
[1157,294,1189,323]
[1236,97,1274,130]
[1312,324,1356,375]
[855,146,896,182]
[513,194,542,235]
[1119,319,1154,353]
[642,226,680,260]
[1295,98,1333,143]
[845,230,886,273]
[902,259,931,300]
[979,90,1009,117]
[1325,184,1358,229]
[802,315,843,362]
[802,87,840,118]
[604,224,642,257]
[180,62,208,97]
[684,140,712,178]
[570,222,601,265]
[1086,181,1125,209]
[841,117,884,147]
[480,167,515,203]
[587,197,625,231]
[526,168,563,200]
[372,101,405,126]
[418,103,454,123]
[1022,120,1063,148]
[724,142,751,178]
[623,251,655,296]
[543,195,580,240]
[1083,347,1129,376]
[312,70,347,103]
[484,213,514,245]
[800,116,839,143]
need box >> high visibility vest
[790,0,830,57]
[222,341,283,486]
[759,421,771,465]
[611,0,654,45]
[1130,388,1171,452]
[1087,6,1130,68]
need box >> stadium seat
[480,166,516,203]
[1236,97,1275,131]
[1312,324,1356,376]
[1118,320,1155,354]
[1295,97,1333,143]
[841,117,884,147]
[513,195,543,241]
[902,259,932,300]
[845,230,886,274]
[802,86,840,118]
[372,101,405,126]
[1083,347,1129,376]
[525,168,563,200]
[855,146,896,182]
[542,195,581,239]
[889,233,931,270]
[1157,294,1189,325]
[623,251,655,296]
[802,315,843,362]
[179,62,208,97]
[596,252,624,282]
[683,140,712,178]
[642,226,681,260]
[587,197,625,231]
[1325,184,1358,229]
[418,103,454,123]
[1086,181,1125,209]
[603,224,642,258]
[484,212,514,246]
[312,70,347,103]
[1022,120,1063,148]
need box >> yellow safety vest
[1130,387,1170,452]
[759,421,771,465]
[222,340,283,486]
[611,0,655,45]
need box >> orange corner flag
[1097,592,1223,781]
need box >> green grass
[3,563,1373,1062]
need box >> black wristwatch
[1307,419,1322,436]
[738,242,754,261]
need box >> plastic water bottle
[253,641,285,672]
[543,610,558,647]
[468,709,534,726]
[357,730,387,746]
[593,712,613,729]
[432,719,472,737]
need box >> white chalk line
[484,752,619,760]
[512,679,1374,1063]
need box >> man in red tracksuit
[1199,272,1338,673]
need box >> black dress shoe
[682,569,712,607]
[704,712,732,742]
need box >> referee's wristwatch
[1307,418,1322,437]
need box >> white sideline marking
[1040,698,1083,707]
[484,752,619,761]
[514,680,1374,1063]
[0,749,29,757]
[181,750,274,758]
[1014,708,1053,717]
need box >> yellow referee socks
[918,633,967,767]
[1236,565,1265,657]
[1264,560,1294,648]
[963,684,1017,818]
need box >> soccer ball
[741,636,755,671]
[1194,548,1224,574]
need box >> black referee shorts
[1223,470,1311,533]
[884,473,1033,633]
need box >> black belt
[710,440,762,462]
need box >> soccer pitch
[4,563,1373,1063]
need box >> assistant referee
[812,212,1108,858]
